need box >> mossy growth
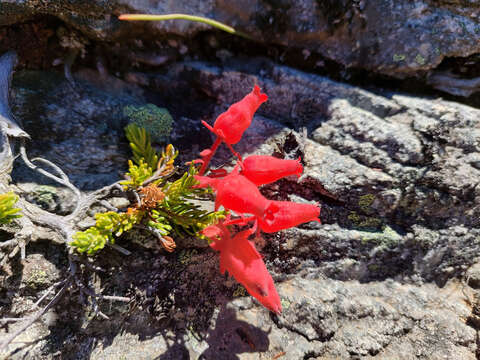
[349,194,381,230]
[415,54,426,65]
[123,104,173,143]
[233,285,247,297]
[358,194,375,214]
[360,225,402,248]
[24,269,49,290]
[30,185,57,211]
[348,211,382,230]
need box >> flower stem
[118,13,252,40]
[199,137,222,176]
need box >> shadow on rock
[198,306,269,360]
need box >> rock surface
[1,1,480,80]
[1,54,480,358]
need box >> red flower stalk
[203,85,268,145]
[258,200,321,233]
[203,223,282,314]
[194,172,270,217]
[198,86,267,175]
[240,155,303,186]
[193,85,323,314]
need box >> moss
[415,54,426,65]
[123,104,173,143]
[280,297,291,310]
[233,285,247,297]
[348,211,361,224]
[31,185,57,210]
[348,211,382,230]
[393,54,405,62]
[178,249,197,265]
[24,269,49,289]
[358,194,375,211]
[360,225,402,248]
[367,264,380,272]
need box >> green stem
[119,13,252,40]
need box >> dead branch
[0,49,132,353]
[0,277,72,352]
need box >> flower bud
[159,235,176,252]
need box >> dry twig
[0,50,131,353]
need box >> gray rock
[466,263,480,289]
[10,70,142,190]
[87,276,477,359]
[170,60,480,231]
[3,53,480,358]
[1,1,480,79]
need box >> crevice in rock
[303,350,324,359]
[270,311,334,343]
[2,15,480,116]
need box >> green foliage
[0,192,22,225]
[71,210,144,255]
[155,143,178,179]
[160,164,225,237]
[125,123,159,169]
[72,125,224,255]
[147,209,172,235]
[124,104,173,143]
[120,159,153,190]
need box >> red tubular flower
[194,172,271,217]
[240,155,303,186]
[202,85,268,145]
[203,223,282,314]
[258,200,321,233]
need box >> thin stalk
[199,137,222,176]
[119,13,252,40]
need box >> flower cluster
[194,86,321,313]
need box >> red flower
[240,155,303,186]
[203,223,282,314]
[258,200,321,233]
[194,172,270,217]
[202,85,268,145]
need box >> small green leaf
[125,123,159,170]
[0,192,22,225]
